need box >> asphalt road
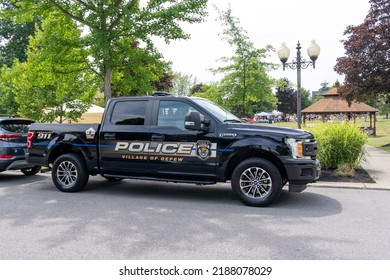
[1,170,390,260]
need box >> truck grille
[302,140,318,159]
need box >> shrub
[334,163,355,177]
[305,122,368,169]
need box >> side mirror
[185,111,208,131]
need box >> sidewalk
[308,145,390,191]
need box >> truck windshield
[192,98,242,123]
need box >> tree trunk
[242,62,247,117]
[104,66,112,104]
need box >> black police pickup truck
[27,93,320,207]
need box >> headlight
[284,138,311,159]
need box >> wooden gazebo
[302,85,379,135]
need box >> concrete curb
[308,182,390,191]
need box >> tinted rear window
[110,101,147,125]
[0,119,34,133]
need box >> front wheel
[52,154,89,192]
[231,158,283,207]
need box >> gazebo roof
[302,86,379,114]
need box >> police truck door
[99,99,152,176]
[148,99,218,181]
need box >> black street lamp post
[277,41,320,129]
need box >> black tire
[52,154,89,192]
[231,158,283,207]
[21,166,41,176]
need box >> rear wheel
[21,166,41,176]
[231,158,283,207]
[52,154,89,192]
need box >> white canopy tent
[78,104,105,123]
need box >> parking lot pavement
[1,170,390,260]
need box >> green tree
[212,6,276,117]
[109,39,172,97]
[0,0,37,67]
[0,0,42,115]
[152,69,174,92]
[334,0,389,103]
[319,81,330,93]
[249,100,275,117]
[0,65,19,115]
[172,72,199,96]
[275,78,312,115]
[375,94,390,119]
[11,11,97,122]
[276,78,295,115]
[14,0,208,103]
[301,87,313,109]
[190,83,205,95]
[192,83,229,109]
[312,80,330,102]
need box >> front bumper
[284,158,321,186]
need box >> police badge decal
[85,127,96,140]
[196,140,212,160]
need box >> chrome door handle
[104,133,116,140]
[151,134,165,141]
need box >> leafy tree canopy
[171,72,199,96]
[211,6,277,117]
[334,0,390,103]
[0,0,38,67]
[0,65,19,115]
[318,81,331,93]
[275,78,312,115]
[192,82,231,110]
[276,78,295,115]
[9,0,208,103]
[10,11,97,122]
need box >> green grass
[363,118,390,153]
[261,116,390,153]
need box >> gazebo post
[374,113,377,136]
[353,113,357,124]
[370,114,373,130]
[321,113,326,123]
[303,113,306,127]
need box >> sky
[153,0,371,93]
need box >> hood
[223,123,314,140]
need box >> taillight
[27,132,35,148]
[0,155,14,159]
[0,133,22,141]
